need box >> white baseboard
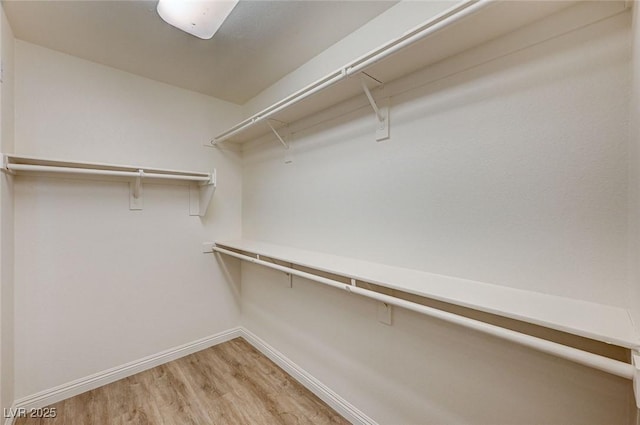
[238,327,378,425]
[6,327,242,422]
[5,326,374,425]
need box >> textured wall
[0,3,15,414]
[241,7,634,424]
[13,41,243,398]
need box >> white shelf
[211,0,628,145]
[3,154,216,216]
[215,239,640,349]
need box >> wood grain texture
[15,338,350,425]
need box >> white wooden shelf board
[216,239,639,349]
[4,154,210,179]
[361,0,612,84]
[213,0,628,145]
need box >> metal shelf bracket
[377,301,393,326]
[1,155,14,175]
[189,170,216,217]
[266,120,289,150]
[129,169,144,210]
[632,351,640,409]
[360,77,390,142]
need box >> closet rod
[213,246,635,380]
[5,163,211,182]
[214,71,345,144]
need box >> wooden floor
[16,338,349,425]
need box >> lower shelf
[214,239,639,350]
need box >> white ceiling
[3,0,397,104]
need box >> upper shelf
[215,239,640,350]
[3,154,212,179]
[211,0,628,145]
[3,154,216,216]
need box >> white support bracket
[377,301,393,326]
[1,155,14,175]
[360,77,390,142]
[350,277,391,325]
[632,351,640,410]
[266,120,294,164]
[189,169,217,217]
[129,169,144,210]
[287,262,293,287]
[266,120,289,150]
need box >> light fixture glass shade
[157,0,239,40]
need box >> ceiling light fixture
[157,0,239,40]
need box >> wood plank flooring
[16,338,350,425]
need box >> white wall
[630,2,640,325]
[5,1,638,423]
[0,4,14,414]
[241,7,634,425]
[13,41,244,398]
